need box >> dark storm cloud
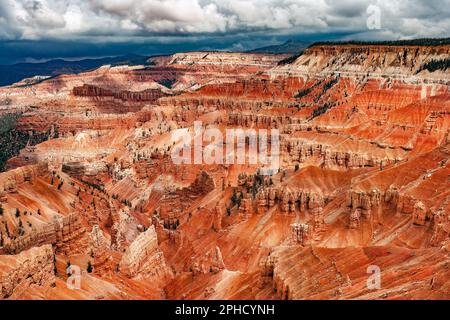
[0,0,448,64]
[326,0,369,18]
[0,0,448,40]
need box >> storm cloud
[0,0,448,40]
[0,0,448,64]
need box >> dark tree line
[418,58,450,73]
[294,85,317,99]
[310,38,450,47]
[311,102,336,119]
[278,52,304,65]
[314,78,339,103]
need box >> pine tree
[87,261,93,273]
[419,58,450,73]
[236,197,242,209]
[231,190,238,207]
[53,255,57,275]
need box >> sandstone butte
[0,46,449,300]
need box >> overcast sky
[0,0,449,64]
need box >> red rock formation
[2,213,86,255]
[0,44,448,300]
[266,246,450,300]
[0,163,48,196]
[0,245,55,299]
[190,246,225,275]
[291,223,312,246]
[88,225,110,269]
[119,225,172,281]
[73,84,167,103]
[271,44,450,82]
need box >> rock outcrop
[88,225,110,269]
[73,84,167,104]
[3,213,86,255]
[291,223,312,246]
[190,246,225,275]
[265,245,450,300]
[119,226,171,280]
[0,163,48,196]
[0,245,55,299]
[270,44,450,83]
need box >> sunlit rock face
[0,45,449,300]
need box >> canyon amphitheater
[0,43,449,300]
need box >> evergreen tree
[87,261,93,273]
[231,190,238,207]
[419,58,450,73]
[53,255,57,275]
[236,197,242,209]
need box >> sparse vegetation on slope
[0,113,54,172]
[418,58,450,73]
[278,52,304,65]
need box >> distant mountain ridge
[3,38,448,87]
[0,54,149,87]
[247,40,311,54]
